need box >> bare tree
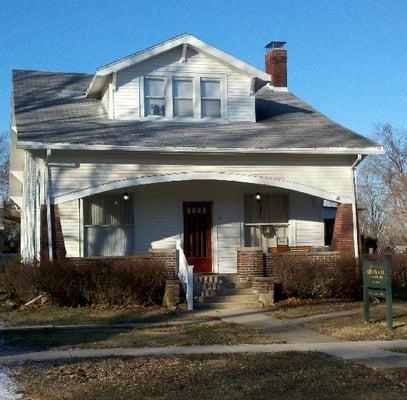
[358,124,407,249]
[0,130,9,199]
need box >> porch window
[201,79,221,118]
[144,78,165,116]
[173,78,193,117]
[244,194,289,249]
[83,194,134,256]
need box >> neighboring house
[9,34,383,273]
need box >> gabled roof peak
[87,33,270,96]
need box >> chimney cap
[265,41,286,50]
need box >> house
[9,34,383,277]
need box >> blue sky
[0,0,406,137]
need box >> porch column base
[237,247,264,281]
[162,279,180,307]
[251,277,275,306]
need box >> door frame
[183,201,213,273]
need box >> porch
[50,179,351,274]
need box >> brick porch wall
[331,203,355,254]
[69,250,177,278]
[237,247,340,280]
[237,247,264,280]
[40,204,66,261]
[265,252,340,279]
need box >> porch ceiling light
[255,192,262,201]
[122,192,130,201]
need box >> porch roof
[12,70,382,154]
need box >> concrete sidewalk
[201,307,358,343]
[1,340,407,368]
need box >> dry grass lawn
[10,353,407,400]
[268,300,361,319]
[306,303,407,341]
[0,304,208,327]
[1,321,281,354]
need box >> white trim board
[51,171,352,205]
[17,141,385,156]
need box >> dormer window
[173,78,193,117]
[201,79,221,118]
[144,77,165,116]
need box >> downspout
[351,154,363,259]
[45,149,53,261]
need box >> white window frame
[172,77,194,118]
[140,73,228,120]
[140,76,168,118]
[200,78,222,119]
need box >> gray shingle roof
[12,69,381,153]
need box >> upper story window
[173,78,193,117]
[144,78,165,116]
[201,79,221,118]
[142,76,224,119]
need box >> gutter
[351,154,364,258]
[45,149,53,261]
[16,141,385,156]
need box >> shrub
[272,255,362,300]
[39,258,167,306]
[3,257,168,306]
[2,257,39,303]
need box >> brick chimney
[265,41,287,89]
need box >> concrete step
[196,294,258,304]
[197,288,254,297]
[196,282,251,290]
[194,274,241,284]
[194,302,262,310]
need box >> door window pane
[173,79,193,117]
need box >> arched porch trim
[52,171,350,204]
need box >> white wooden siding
[290,193,324,246]
[57,181,326,273]
[112,47,255,122]
[49,153,355,203]
[59,199,80,257]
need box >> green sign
[362,255,393,329]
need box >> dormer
[86,34,271,122]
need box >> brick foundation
[40,204,66,261]
[332,203,355,254]
[237,247,264,280]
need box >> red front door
[183,202,212,273]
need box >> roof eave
[86,34,271,96]
[16,140,385,156]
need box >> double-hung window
[201,79,221,118]
[144,77,165,116]
[173,78,193,117]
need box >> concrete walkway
[200,307,359,343]
[1,341,407,368]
